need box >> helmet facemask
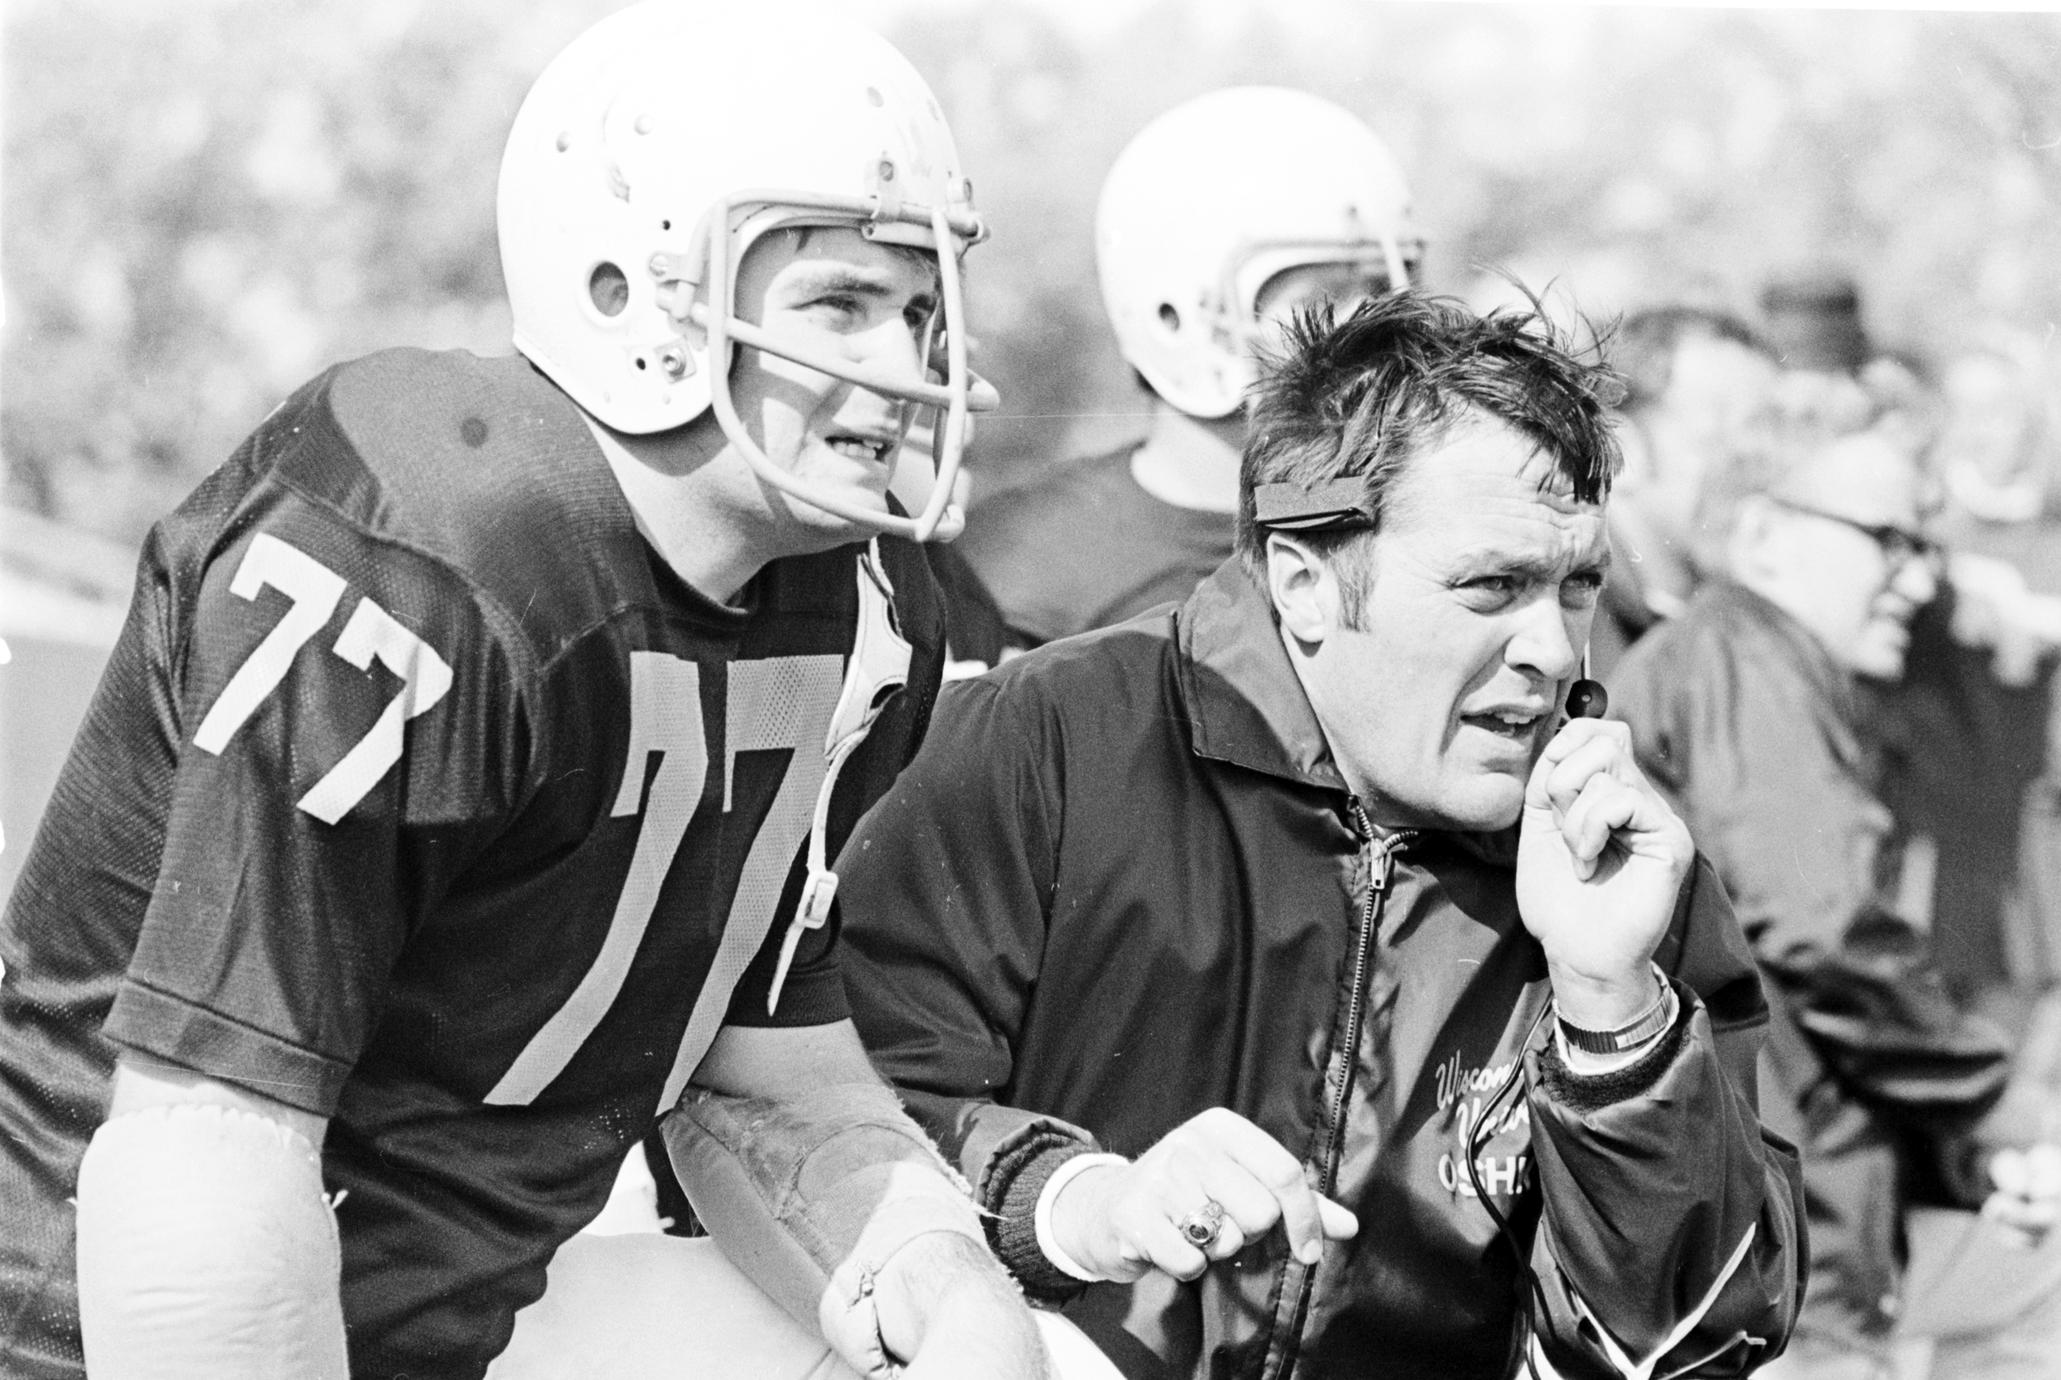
[1226,232,1425,370]
[669,193,993,541]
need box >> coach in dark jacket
[837,295,1805,1379]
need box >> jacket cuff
[1534,980,1695,1112]
[981,1125,1100,1301]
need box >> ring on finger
[1177,1198,1227,1250]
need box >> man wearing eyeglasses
[1611,369,2060,1378]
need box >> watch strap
[1555,967,1677,1055]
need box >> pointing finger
[1189,1109,1337,1265]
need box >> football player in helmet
[0,4,1076,1378]
[957,86,1426,651]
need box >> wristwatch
[1555,968,1677,1055]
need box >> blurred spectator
[1931,333,2061,599]
[1761,267,1872,375]
[956,86,1424,651]
[1855,338,2061,1375]
[1872,333,2061,1022]
[1863,342,2061,1378]
[1610,370,2061,1379]
[1709,276,2061,1038]
[1590,305,1781,675]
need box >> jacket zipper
[1322,803,1411,1194]
[1274,805,1412,1377]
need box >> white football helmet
[1096,87,1424,419]
[498,0,993,540]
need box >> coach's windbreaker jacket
[838,560,1805,1380]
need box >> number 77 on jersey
[191,532,454,825]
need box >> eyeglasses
[1765,496,1941,569]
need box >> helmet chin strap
[696,202,994,542]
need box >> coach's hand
[1047,1108,1356,1283]
[1516,715,1693,1031]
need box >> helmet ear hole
[588,262,630,317]
[1157,302,1182,333]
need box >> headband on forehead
[1252,478,1374,532]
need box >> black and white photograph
[3,2,2059,1377]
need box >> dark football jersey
[0,349,945,1380]
[958,446,1234,650]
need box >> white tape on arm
[76,1102,349,1380]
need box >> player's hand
[1047,1108,1356,1283]
[1516,716,1693,1028]
[873,1232,1054,1380]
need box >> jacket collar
[1173,558,1349,792]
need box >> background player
[0,5,1058,1378]
[957,85,1425,652]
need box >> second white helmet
[1096,87,1424,419]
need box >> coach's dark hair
[1235,290,1624,614]
[1615,305,1773,412]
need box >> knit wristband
[983,1131,1105,1301]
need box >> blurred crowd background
[3,0,2058,551]
[3,4,2059,983]
[4,3,2061,1371]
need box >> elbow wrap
[662,1081,988,1377]
[75,1103,348,1380]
